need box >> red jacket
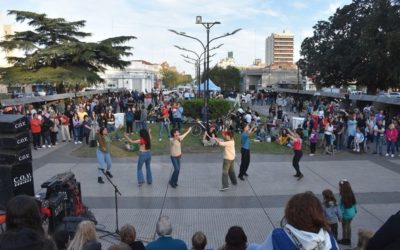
[31,118,42,134]
[386,128,398,142]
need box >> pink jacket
[386,128,398,142]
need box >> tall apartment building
[265,30,294,69]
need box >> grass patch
[0,93,10,100]
[71,123,291,158]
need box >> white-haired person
[146,216,187,250]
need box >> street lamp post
[174,44,223,97]
[169,20,241,125]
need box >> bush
[182,98,231,120]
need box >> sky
[1,0,351,76]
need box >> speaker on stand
[0,115,35,207]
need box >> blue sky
[1,0,351,75]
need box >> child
[309,128,318,156]
[354,127,364,152]
[256,125,267,142]
[213,131,237,191]
[287,129,303,180]
[338,179,357,246]
[322,189,342,240]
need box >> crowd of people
[0,192,397,250]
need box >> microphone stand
[98,170,122,239]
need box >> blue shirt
[146,236,187,250]
[241,131,250,150]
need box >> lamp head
[196,16,202,24]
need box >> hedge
[182,98,231,120]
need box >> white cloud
[291,2,308,10]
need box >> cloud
[291,2,308,10]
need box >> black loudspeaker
[0,162,34,207]
[0,115,34,207]
[0,131,30,150]
[0,115,29,133]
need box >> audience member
[67,221,101,250]
[146,216,188,250]
[191,231,213,250]
[218,226,247,250]
[366,210,400,250]
[0,195,56,250]
[247,192,338,250]
[119,224,145,250]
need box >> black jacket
[366,210,400,250]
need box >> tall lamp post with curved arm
[169,19,241,125]
[174,44,223,97]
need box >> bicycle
[191,120,208,137]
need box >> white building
[100,60,161,92]
[217,51,236,69]
[0,13,15,93]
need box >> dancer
[337,179,357,246]
[125,129,152,186]
[213,131,238,191]
[238,124,257,181]
[287,129,303,180]
[169,127,192,188]
[96,127,113,184]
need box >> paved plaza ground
[32,142,400,249]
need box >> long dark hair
[6,195,44,235]
[139,129,151,150]
[339,180,356,208]
[224,226,247,250]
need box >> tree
[208,65,240,92]
[299,0,400,93]
[0,10,135,89]
[160,63,192,88]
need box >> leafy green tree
[0,10,135,90]
[208,66,240,92]
[299,0,400,93]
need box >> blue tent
[199,79,221,91]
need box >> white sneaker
[48,145,52,148]
[309,154,314,156]
[353,148,356,151]
[391,154,395,158]
[219,186,230,191]
[159,138,162,141]
[357,149,360,152]
[385,153,389,157]
[78,141,82,144]
[74,142,78,145]
[42,145,46,148]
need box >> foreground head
[171,128,180,138]
[192,231,207,250]
[224,226,247,250]
[156,216,172,236]
[6,195,43,234]
[285,192,329,233]
[119,224,137,245]
[71,221,97,246]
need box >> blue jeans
[137,151,152,184]
[170,156,181,186]
[387,141,396,155]
[159,121,170,139]
[173,118,182,131]
[96,149,112,177]
[375,135,384,155]
[73,127,81,142]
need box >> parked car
[388,92,400,98]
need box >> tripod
[98,170,122,239]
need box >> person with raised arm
[169,127,192,188]
[287,128,304,180]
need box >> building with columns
[100,60,161,92]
